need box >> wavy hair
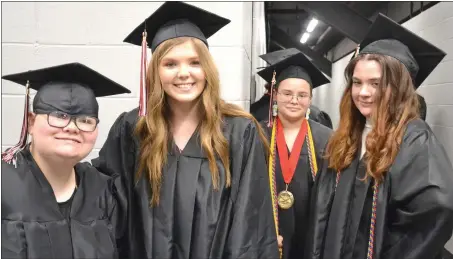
[134,37,269,205]
[325,54,420,183]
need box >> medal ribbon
[276,117,308,185]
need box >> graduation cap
[353,13,446,88]
[124,1,230,51]
[256,48,330,126]
[257,48,330,89]
[123,1,230,117]
[259,48,300,66]
[1,62,130,164]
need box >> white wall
[1,2,255,162]
[251,1,268,103]
[312,2,453,252]
[311,52,353,129]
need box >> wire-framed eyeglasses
[276,91,311,103]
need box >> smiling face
[276,78,312,121]
[158,40,206,106]
[28,113,98,162]
[351,59,381,119]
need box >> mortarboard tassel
[2,81,31,166]
[267,71,277,128]
[139,31,148,117]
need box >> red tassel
[267,71,277,128]
[2,81,30,165]
[139,31,148,117]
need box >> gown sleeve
[224,121,280,259]
[92,111,136,180]
[105,176,129,259]
[2,163,27,258]
[92,111,136,259]
[304,158,337,259]
[382,125,453,259]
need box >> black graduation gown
[309,106,333,130]
[91,108,280,259]
[262,119,332,259]
[1,145,126,259]
[251,94,271,123]
[305,119,453,259]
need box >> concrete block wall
[1,2,255,162]
[312,2,453,251]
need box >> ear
[27,112,36,135]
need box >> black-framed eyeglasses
[38,111,99,132]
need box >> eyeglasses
[40,111,99,132]
[276,91,311,103]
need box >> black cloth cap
[2,62,130,117]
[257,48,330,88]
[124,1,230,51]
[358,13,446,88]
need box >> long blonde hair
[325,54,420,184]
[135,37,269,206]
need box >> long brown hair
[325,54,420,183]
[135,37,269,206]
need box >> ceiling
[264,1,438,64]
[265,1,387,55]
[265,1,439,76]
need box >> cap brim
[123,1,230,48]
[359,13,446,87]
[259,48,301,65]
[2,63,131,97]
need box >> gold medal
[277,185,294,209]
